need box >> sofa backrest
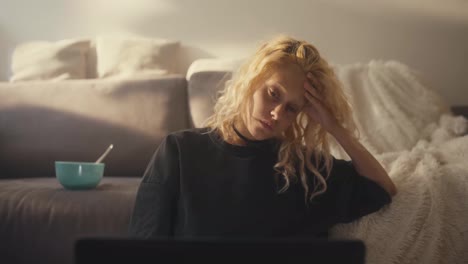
[0,75,191,178]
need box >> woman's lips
[259,120,273,131]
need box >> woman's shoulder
[164,127,214,145]
[168,127,211,138]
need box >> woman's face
[243,63,307,140]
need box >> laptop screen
[75,236,366,264]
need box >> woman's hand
[303,72,340,133]
[303,73,397,196]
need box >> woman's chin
[252,127,274,140]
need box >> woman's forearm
[330,125,398,196]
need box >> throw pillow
[10,39,90,82]
[95,35,180,79]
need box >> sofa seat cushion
[0,177,140,264]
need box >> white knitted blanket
[327,61,468,264]
[330,114,468,263]
[330,60,452,158]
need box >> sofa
[1,56,467,264]
[0,70,233,264]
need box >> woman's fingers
[304,81,321,102]
[304,89,318,104]
[305,73,322,99]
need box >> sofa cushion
[0,177,140,264]
[0,75,190,178]
[10,39,90,82]
[96,36,180,79]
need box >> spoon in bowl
[95,144,114,164]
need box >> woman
[129,35,397,239]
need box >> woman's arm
[329,124,397,196]
[128,135,180,238]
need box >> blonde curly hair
[204,34,358,202]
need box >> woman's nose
[270,104,284,120]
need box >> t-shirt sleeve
[128,135,180,238]
[316,156,392,224]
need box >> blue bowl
[55,161,104,190]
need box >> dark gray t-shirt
[129,128,391,239]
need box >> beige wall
[0,0,467,105]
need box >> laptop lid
[75,236,366,264]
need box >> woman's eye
[269,89,279,99]
[287,106,297,113]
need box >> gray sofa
[0,72,230,264]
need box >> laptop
[75,236,366,264]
